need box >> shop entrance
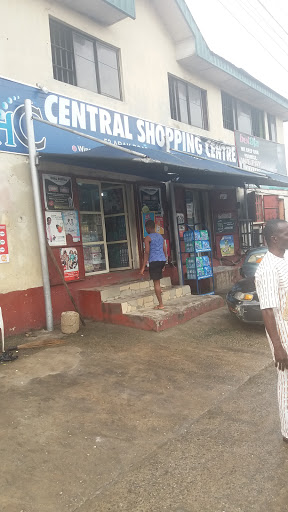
[77,180,132,274]
[185,188,211,231]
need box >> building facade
[1,0,288,334]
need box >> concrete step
[122,294,224,332]
[103,285,191,314]
[78,277,173,320]
[100,277,172,302]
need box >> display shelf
[178,224,215,296]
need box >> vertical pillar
[25,99,53,331]
[166,181,184,286]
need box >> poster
[43,174,74,210]
[140,187,162,213]
[62,211,80,242]
[186,202,193,219]
[155,215,164,235]
[60,248,79,281]
[0,225,9,263]
[220,235,235,256]
[177,213,185,237]
[142,212,155,237]
[45,212,66,246]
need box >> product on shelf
[186,257,196,269]
[200,230,209,240]
[202,240,211,251]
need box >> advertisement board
[235,131,286,175]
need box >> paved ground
[1,307,288,512]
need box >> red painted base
[0,267,178,336]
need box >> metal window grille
[267,114,277,142]
[221,92,234,131]
[251,108,265,138]
[50,19,76,85]
[49,18,121,100]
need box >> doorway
[77,180,132,274]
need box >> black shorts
[149,261,166,281]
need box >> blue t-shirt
[148,232,166,263]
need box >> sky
[186,0,288,152]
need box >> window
[221,91,265,138]
[77,181,131,274]
[221,92,235,131]
[50,18,122,100]
[168,75,208,130]
[268,114,277,142]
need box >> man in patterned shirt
[255,219,288,442]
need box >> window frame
[49,17,123,101]
[77,180,109,276]
[221,91,266,139]
[267,113,277,142]
[168,74,209,130]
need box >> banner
[0,76,237,164]
[235,131,286,175]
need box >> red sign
[0,225,9,263]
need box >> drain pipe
[166,181,184,286]
[25,99,53,331]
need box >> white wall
[1,0,282,146]
[0,154,43,293]
[0,0,286,295]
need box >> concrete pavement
[1,307,287,512]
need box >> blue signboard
[0,76,238,163]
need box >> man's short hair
[263,219,287,245]
[145,220,155,230]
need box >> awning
[39,144,288,187]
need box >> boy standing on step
[140,220,167,309]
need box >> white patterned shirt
[255,250,288,353]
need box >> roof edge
[103,0,136,20]
[175,0,288,110]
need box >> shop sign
[215,218,237,233]
[0,224,9,263]
[43,174,74,210]
[235,131,286,175]
[0,76,237,164]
